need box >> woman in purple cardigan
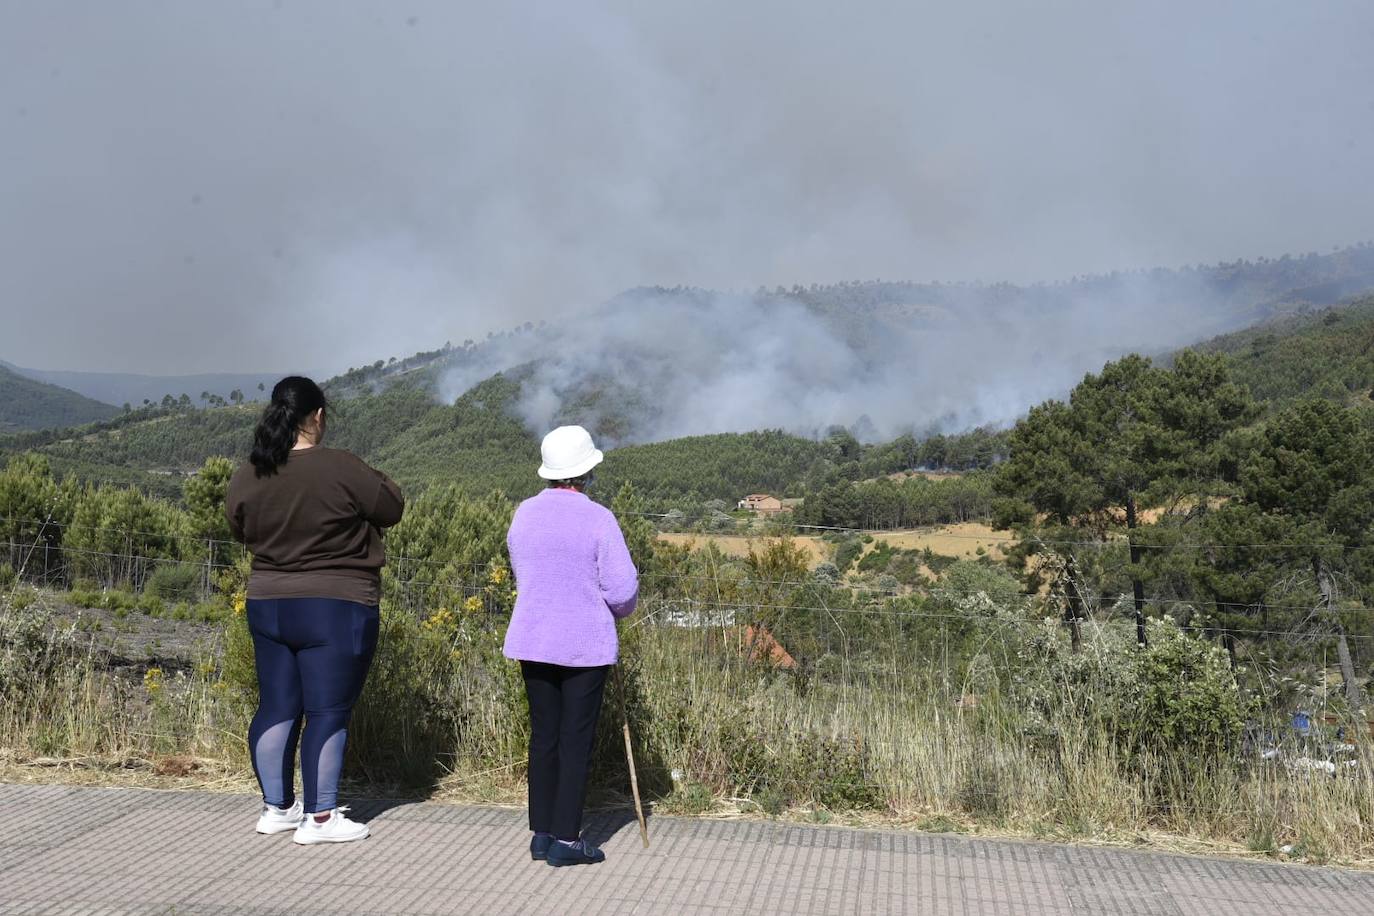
[503,425,639,867]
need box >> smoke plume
[438,249,1374,443]
[3,1,1373,381]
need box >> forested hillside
[0,365,118,432]
[1191,293,1374,408]
[787,244,1374,331]
[9,247,1374,505]
[0,363,283,411]
[0,376,497,499]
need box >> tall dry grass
[3,589,1374,865]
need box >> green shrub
[887,553,926,586]
[833,537,863,572]
[1247,817,1278,855]
[668,781,714,815]
[0,563,16,591]
[857,541,896,573]
[146,564,203,602]
[796,734,883,811]
[921,548,958,574]
[1132,618,1249,757]
[345,604,525,790]
[68,589,102,609]
[1013,616,1249,761]
[755,785,787,817]
[194,600,229,623]
[812,562,840,585]
[72,590,138,613]
[933,560,1024,613]
[222,607,257,695]
[0,600,82,708]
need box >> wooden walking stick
[613,663,650,847]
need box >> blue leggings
[246,597,379,813]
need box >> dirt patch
[32,591,223,671]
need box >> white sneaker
[292,806,369,845]
[256,799,304,835]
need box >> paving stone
[2,784,1372,914]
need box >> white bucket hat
[537,425,604,480]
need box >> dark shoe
[546,838,606,867]
[530,833,553,861]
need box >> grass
[864,523,1011,560]
[656,523,1013,571]
[656,533,833,567]
[4,588,1374,867]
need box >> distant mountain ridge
[9,243,1374,499]
[0,364,119,432]
[0,361,296,409]
[422,244,1374,445]
[773,244,1374,353]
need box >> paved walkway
[2,784,1372,915]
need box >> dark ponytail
[250,376,328,477]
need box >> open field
[864,522,1012,559]
[658,522,1014,569]
[657,532,833,565]
[889,469,966,481]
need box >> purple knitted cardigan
[502,488,639,667]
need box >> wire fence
[7,546,1374,648]
[9,509,1374,552]
[614,509,1374,552]
[2,550,1369,736]
[9,519,1374,828]
[6,516,1374,645]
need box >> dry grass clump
[5,589,1374,866]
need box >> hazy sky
[2,0,1372,374]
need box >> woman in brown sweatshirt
[226,376,404,845]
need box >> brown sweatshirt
[225,446,405,606]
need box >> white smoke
[4,2,1373,375]
[435,268,1291,443]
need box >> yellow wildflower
[423,607,457,632]
[232,592,247,616]
[144,667,164,695]
[463,595,484,614]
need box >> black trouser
[520,661,609,839]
